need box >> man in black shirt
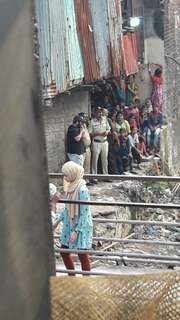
[66,115,85,166]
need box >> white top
[128,133,139,149]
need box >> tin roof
[107,0,123,76]
[36,0,124,95]
[74,0,100,82]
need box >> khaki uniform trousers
[92,141,109,174]
[84,147,91,174]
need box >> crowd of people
[49,65,163,275]
[66,65,163,184]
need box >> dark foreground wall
[0,1,54,319]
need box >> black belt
[94,139,107,143]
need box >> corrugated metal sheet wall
[74,0,100,82]
[49,0,66,92]
[88,0,111,78]
[107,0,123,76]
[64,0,84,85]
[36,0,123,94]
[35,0,52,87]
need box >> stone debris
[54,161,180,270]
[88,162,180,269]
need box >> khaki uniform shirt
[89,117,110,142]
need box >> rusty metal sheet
[64,0,84,85]
[88,0,112,78]
[35,0,52,87]
[106,0,123,76]
[36,0,123,94]
[36,0,84,94]
[74,0,100,82]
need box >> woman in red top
[149,64,163,112]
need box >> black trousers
[108,146,119,174]
[131,147,141,164]
[116,155,132,173]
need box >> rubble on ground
[54,160,180,269]
[88,161,180,269]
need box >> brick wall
[43,88,90,172]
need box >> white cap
[49,183,57,200]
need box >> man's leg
[92,142,101,174]
[132,147,141,164]
[122,157,128,172]
[84,147,91,173]
[116,154,124,174]
[108,146,118,174]
[101,141,109,174]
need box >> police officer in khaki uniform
[89,107,110,176]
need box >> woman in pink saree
[149,64,163,112]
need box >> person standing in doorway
[149,64,163,112]
[66,115,85,166]
[89,107,110,180]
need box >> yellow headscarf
[62,161,86,222]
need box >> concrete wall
[144,7,165,65]
[144,37,165,66]
[136,65,152,102]
[136,6,165,103]
[44,88,90,172]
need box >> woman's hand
[70,231,78,243]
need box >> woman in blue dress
[56,161,93,276]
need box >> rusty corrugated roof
[74,0,100,82]
[107,0,123,76]
[36,0,124,95]
[75,0,123,81]
[88,0,112,79]
[36,0,84,94]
